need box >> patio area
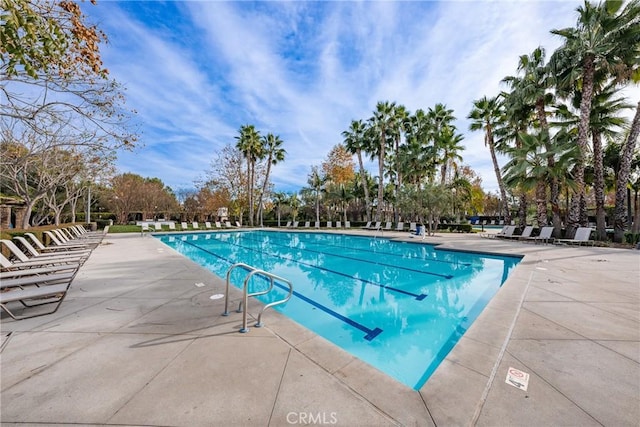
[1,229,638,426]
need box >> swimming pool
[157,230,520,390]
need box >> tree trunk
[518,192,527,228]
[487,131,510,223]
[535,180,547,227]
[356,149,371,222]
[567,55,595,237]
[536,98,561,236]
[614,100,640,242]
[592,131,607,240]
[377,133,385,221]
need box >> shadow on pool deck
[1,230,638,426]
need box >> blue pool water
[157,230,520,390]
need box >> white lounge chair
[192,222,200,229]
[345,221,351,229]
[495,226,516,239]
[181,222,189,230]
[361,221,372,229]
[382,222,392,231]
[285,221,292,228]
[515,226,534,240]
[205,221,212,229]
[168,222,176,231]
[326,221,332,228]
[304,221,310,228]
[336,221,341,228]
[314,221,320,229]
[409,222,417,232]
[395,222,404,231]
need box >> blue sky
[84,1,637,195]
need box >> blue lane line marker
[181,240,384,341]
[223,236,429,300]
[258,231,472,267]
[241,232,455,280]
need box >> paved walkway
[1,229,638,426]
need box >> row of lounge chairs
[483,226,595,245]
[141,221,240,233]
[284,221,352,229]
[0,225,104,320]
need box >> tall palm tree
[468,96,511,222]
[256,133,286,226]
[504,46,563,235]
[342,119,371,221]
[307,166,325,225]
[615,101,640,242]
[391,104,409,223]
[272,191,288,227]
[235,124,262,226]
[368,101,396,221]
[550,0,640,237]
[437,124,464,186]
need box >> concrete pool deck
[1,229,638,426]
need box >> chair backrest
[225,221,232,227]
[345,221,351,228]
[363,221,371,229]
[574,227,592,241]
[25,233,46,250]
[336,221,341,228]
[314,221,320,228]
[154,223,162,231]
[372,222,381,229]
[168,222,176,230]
[181,222,188,229]
[384,222,392,229]
[215,221,222,228]
[285,221,291,227]
[539,226,553,238]
[326,221,332,227]
[205,222,212,228]
[13,236,40,257]
[520,226,534,238]
[304,221,310,228]
[236,221,241,227]
[0,240,30,262]
[193,222,199,229]
[44,231,64,246]
[396,222,404,231]
[409,222,416,231]
[293,221,299,227]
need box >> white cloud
[85,1,637,194]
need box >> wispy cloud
[86,1,638,194]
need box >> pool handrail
[223,262,294,333]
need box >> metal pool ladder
[222,263,294,333]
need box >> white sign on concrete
[506,367,530,391]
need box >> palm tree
[272,191,288,227]
[307,166,325,225]
[342,119,371,221]
[615,102,640,242]
[256,133,286,226]
[505,46,563,235]
[368,101,396,221]
[468,96,511,223]
[550,0,640,237]
[235,125,262,226]
[437,124,464,186]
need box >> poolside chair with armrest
[23,233,89,255]
[368,221,382,230]
[292,221,299,228]
[382,222,392,231]
[555,227,595,246]
[345,221,351,229]
[361,221,372,229]
[395,222,404,232]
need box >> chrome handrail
[223,263,294,333]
